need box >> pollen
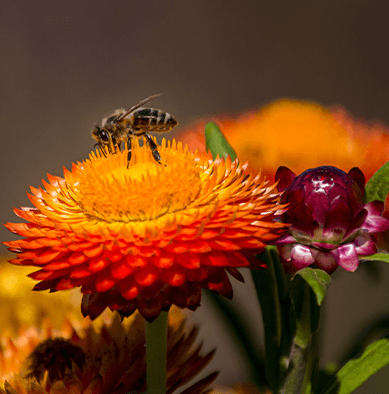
[77,138,202,222]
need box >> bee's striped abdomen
[131,108,178,132]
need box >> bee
[91,94,178,165]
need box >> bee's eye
[99,130,109,142]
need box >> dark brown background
[1,1,389,391]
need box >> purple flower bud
[275,166,389,274]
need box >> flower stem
[281,282,313,394]
[146,311,168,394]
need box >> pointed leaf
[320,337,389,394]
[365,160,389,203]
[360,253,389,263]
[252,247,291,391]
[205,122,237,161]
[294,267,331,306]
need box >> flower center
[26,338,86,382]
[76,140,203,222]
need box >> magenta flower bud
[275,166,389,274]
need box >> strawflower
[0,255,81,333]
[0,306,217,394]
[3,138,287,322]
[275,165,389,274]
[177,99,389,180]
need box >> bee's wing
[116,93,163,122]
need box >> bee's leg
[127,136,132,168]
[145,133,162,164]
[95,143,107,158]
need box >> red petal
[137,294,164,322]
[88,257,110,272]
[125,254,147,268]
[70,268,94,279]
[81,293,108,319]
[33,279,61,291]
[151,254,174,269]
[206,269,233,298]
[69,252,88,265]
[95,270,117,292]
[225,267,244,282]
[275,166,296,192]
[160,266,186,287]
[45,261,71,270]
[134,266,160,287]
[210,238,240,251]
[118,276,141,300]
[83,244,103,258]
[106,250,124,263]
[110,261,134,279]
[348,167,365,195]
[55,278,77,290]
[175,253,201,269]
[29,270,56,280]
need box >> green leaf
[360,253,389,263]
[294,268,331,306]
[205,122,237,161]
[252,247,291,392]
[365,160,389,203]
[320,337,389,394]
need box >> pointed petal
[348,167,365,195]
[275,166,296,192]
[355,238,377,255]
[333,244,359,272]
[291,244,317,269]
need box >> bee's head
[92,126,117,153]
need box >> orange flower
[177,99,389,181]
[0,255,82,332]
[0,308,217,394]
[4,138,287,322]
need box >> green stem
[281,282,313,394]
[146,311,168,394]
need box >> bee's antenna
[115,93,163,123]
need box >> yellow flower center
[76,139,203,222]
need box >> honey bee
[91,94,178,164]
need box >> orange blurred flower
[0,307,217,394]
[0,255,81,332]
[177,99,389,181]
[4,138,287,322]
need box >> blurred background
[1,0,389,392]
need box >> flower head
[177,99,389,180]
[275,166,389,274]
[0,307,217,394]
[4,138,287,321]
